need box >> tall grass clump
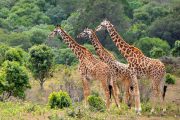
[48,90,72,109]
[87,94,105,112]
[166,73,176,84]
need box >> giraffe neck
[89,31,116,65]
[106,23,144,60]
[57,28,93,61]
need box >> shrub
[135,37,170,57]
[0,61,30,101]
[48,91,72,109]
[166,73,176,84]
[141,102,151,112]
[87,95,105,112]
[150,47,165,58]
[171,40,180,57]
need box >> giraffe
[77,28,134,107]
[96,20,167,114]
[48,25,120,109]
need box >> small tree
[171,40,180,57]
[0,44,10,65]
[0,61,30,101]
[5,47,27,65]
[29,44,54,90]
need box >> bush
[166,73,176,84]
[48,91,72,109]
[171,40,180,57]
[135,37,170,57]
[141,102,151,113]
[87,95,105,112]
[150,47,165,58]
[0,61,30,101]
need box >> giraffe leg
[160,86,166,114]
[132,75,141,115]
[152,80,166,114]
[150,80,160,114]
[124,80,132,108]
[112,81,120,107]
[82,77,90,108]
[100,79,111,109]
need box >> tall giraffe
[77,28,134,107]
[49,25,120,108]
[96,20,167,113]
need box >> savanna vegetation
[0,0,179,119]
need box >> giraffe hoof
[150,109,156,114]
[136,111,142,115]
[127,103,132,109]
[163,108,166,112]
[135,107,142,115]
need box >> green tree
[29,44,54,90]
[148,15,180,46]
[135,37,170,57]
[0,44,10,65]
[5,47,27,65]
[7,32,31,50]
[30,30,47,45]
[54,48,77,66]
[171,40,180,57]
[0,61,30,101]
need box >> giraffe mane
[131,46,143,55]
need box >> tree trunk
[40,80,44,90]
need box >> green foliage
[30,30,47,45]
[0,44,10,65]
[166,73,176,84]
[53,48,78,66]
[5,47,27,65]
[87,95,105,112]
[141,102,151,112]
[48,91,72,109]
[83,44,96,55]
[150,47,165,58]
[7,32,31,50]
[133,2,169,25]
[148,14,180,46]
[0,61,30,101]
[171,40,180,57]
[29,44,54,89]
[135,37,170,57]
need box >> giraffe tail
[108,85,112,99]
[162,85,167,100]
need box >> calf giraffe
[78,28,134,107]
[96,20,167,114]
[49,25,119,108]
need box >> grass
[0,101,179,120]
[0,67,179,120]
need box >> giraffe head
[48,25,62,38]
[77,28,93,39]
[95,19,111,32]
